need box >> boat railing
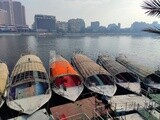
[110,100,157,112]
[93,104,114,120]
[93,101,158,120]
[58,112,90,120]
[137,105,159,120]
[141,88,157,98]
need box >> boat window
[145,74,160,84]
[97,75,114,85]
[54,75,81,88]
[115,72,138,83]
[12,71,47,84]
[9,82,49,100]
[37,71,47,79]
[86,74,114,86]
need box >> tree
[142,0,160,33]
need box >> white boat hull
[0,99,4,108]
[7,94,51,114]
[118,83,141,94]
[86,85,117,97]
[144,83,160,91]
[53,85,84,101]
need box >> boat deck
[50,96,103,119]
[109,94,158,112]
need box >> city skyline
[15,0,160,28]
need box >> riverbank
[0,32,155,37]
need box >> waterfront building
[0,0,26,27]
[68,18,85,33]
[118,23,121,29]
[1,0,14,25]
[0,9,8,25]
[21,5,26,25]
[34,15,56,32]
[56,21,68,33]
[91,21,100,32]
[13,1,23,26]
[0,1,2,9]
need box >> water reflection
[0,35,159,73]
[27,36,38,53]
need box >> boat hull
[53,85,84,101]
[117,83,141,94]
[7,94,51,114]
[85,84,117,97]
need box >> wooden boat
[0,61,9,107]
[116,55,160,91]
[7,54,51,114]
[97,55,141,94]
[71,53,117,97]
[49,51,84,101]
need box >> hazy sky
[16,0,160,28]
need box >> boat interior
[145,74,160,84]
[115,72,139,83]
[86,74,114,87]
[53,75,81,90]
[10,71,49,100]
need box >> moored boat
[97,55,141,94]
[7,54,51,114]
[49,51,84,101]
[71,53,117,97]
[0,61,9,107]
[116,55,160,91]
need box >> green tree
[142,0,160,33]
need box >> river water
[0,34,160,73]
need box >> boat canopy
[115,56,155,80]
[11,55,46,77]
[50,55,79,79]
[72,54,111,79]
[97,55,139,82]
[0,62,8,94]
[97,55,130,76]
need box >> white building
[1,0,15,25]
[57,21,68,33]
[68,19,85,33]
[0,9,7,25]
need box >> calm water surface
[0,34,160,73]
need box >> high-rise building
[0,9,7,25]
[0,1,3,9]
[13,1,22,26]
[1,0,14,25]
[34,15,56,32]
[118,23,121,29]
[21,5,26,25]
[68,18,85,33]
[56,21,68,33]
[91,21,100,32]
[0,0,26,26]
